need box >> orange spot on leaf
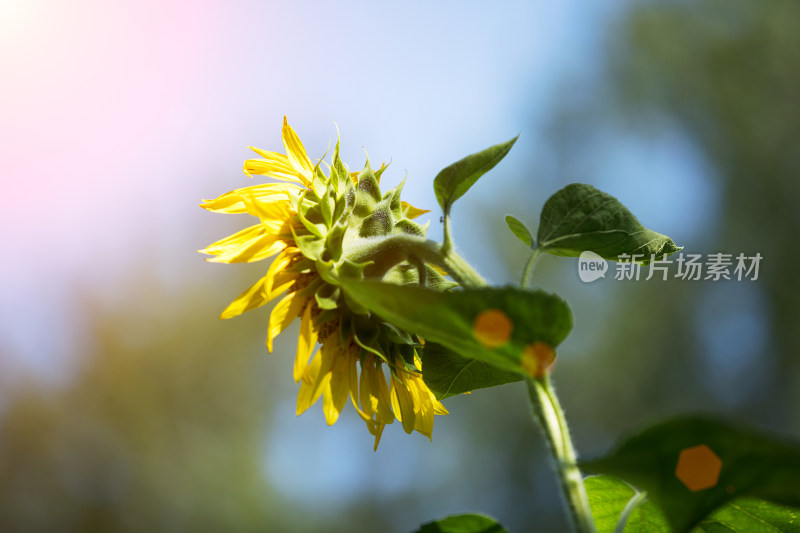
[472,309,513,349]
[521,342,555,378]
[675,444,722,492]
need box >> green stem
[347,235,486,288]
[521,247,542,288]
[440,247,486,288]
[441,208,454,256]
[527,376,596,533]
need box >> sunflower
[200,118,450,449]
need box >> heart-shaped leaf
[538,184,681,262]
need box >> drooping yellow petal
[359,361,377,419]
[390,372,416,434]
[401,201,430,219]
[281,117,314,185]
[348,347,360,408]
[409,374,434,439]
[294,303,318,382]
[367,420,385,452]
[266,291,308,352]
[432,396,449,415]
[297,351,328,415]
[220,274,270,320]
[347,350,374,423]
[415,356,449,415]
[306,332,337,390]
[323,343,352,426]
[264,247,300,294]
[268,271,299,300]
[361,359,394,425]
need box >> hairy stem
[347,235,486,288]
[527,377,596,533]
[521,247,542,288]
[441,208,454,256]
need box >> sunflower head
[200,118,451,449]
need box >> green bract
[291,139,452,370]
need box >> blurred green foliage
[0,288,279,532]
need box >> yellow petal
[266,292,308,352]
[390,372,416,434]
[294,303,318,382]
[219,274,270,320]
[281,117,314,186]
[431,392,449,415]
[401,201,430,219]
[323,344,352,426]
[268,271,299,300]
[244,160,303,184]
[264,247,300,294]
[200,224,264,256]
[206,234,287,264]
[240,193,293,223]
[244,148,302,183]
[359,361,377,418]
[410,375,434,439]
[297,351,328,415]
[367,420,385,452]
[347,349,373,423]
[415,355,449,415]
[306,332,337,390]
[200,184,296,214]
[200,216,288,258]
[361,359,394,425]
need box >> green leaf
[414,513,508,533]
[582,416,800,532]
[537,183,681,262]
[505,215,534,248]
[338,281,572,376]
[421,342,522,400]
[695,498,800,532]
[585,475,670,533]
[433,136,518,214]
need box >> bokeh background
[2,0,799,531]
